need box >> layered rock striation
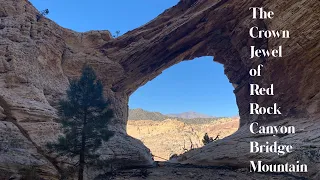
[0,0,319,179]
[127,118,239,161]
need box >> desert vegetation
[36,9,49,21]
[202,133,219,145]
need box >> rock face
[127,118,239,161]
[0,0,152,179]
[0,0,319,179]
[104,164,308,180]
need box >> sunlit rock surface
[0,0,319,179]
[127,118,239,161]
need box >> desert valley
[127,109,239,161]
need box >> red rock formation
[0,0,319,179]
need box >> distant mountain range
[167,112,215,119]
[128,108,221,124]
[128,108,168,121]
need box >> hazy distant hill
[128,109,220,124]
[167,111,214,119]
[128,108,168,121]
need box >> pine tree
[47,65,114,180]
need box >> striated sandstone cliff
[0,0,319,179]
[127,118,239,161]
[0,0,152,179]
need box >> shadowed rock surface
[0,0,319,179]
[103,163,308,180]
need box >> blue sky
[29,0,238,117]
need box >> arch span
[64,0,320,177]
[0,0,319,178]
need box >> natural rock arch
[0,0,319,179]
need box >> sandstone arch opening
[1,0,319,179]
[127,56,240,161]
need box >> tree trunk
[78,133,85,180]
[78,157,84,180]
[79,112,87,180]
